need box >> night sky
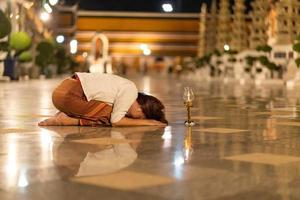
[64,0,253,13]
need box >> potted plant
[6,31,32,80]
[256,45,272,54]
[0,8,11,79]
[245,56,256,73]
[35,40,55,78]
[293,36,300,68]
[55,44,70,74]
[53,43,78,75]
[258,55,280,79]
[18,50,33,79]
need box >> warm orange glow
[77,18,198,32]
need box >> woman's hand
[112,117,167,127]
[147,119,167,126]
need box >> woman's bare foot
[38,112,79,126]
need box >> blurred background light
[44,3,53,13]
[40,11,50,21]
[224,44,230,51]
[56,35,65,43]
[49,0,59,6]
[143,48,151,56]
[70,39,78,54]
[162,3,173,12]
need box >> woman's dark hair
[136,92,168,124]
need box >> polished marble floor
[2,75,300,199]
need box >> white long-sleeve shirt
[76,73,138,123]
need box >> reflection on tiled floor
[72,137,139,145]
[223,153,300,166]
[254,111,293,116]
[0,128,35,133]
[191,116,222,120]
[3,76,300,199]
[72,171,174,190]
[276,121,300,127]
[196,128,248,134]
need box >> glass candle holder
[183,87,195,126]
[183,87,194,103]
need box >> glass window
[274,52,286,58]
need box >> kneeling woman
[38,73,167,126]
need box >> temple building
[216,0,232,51]
[53,6,199,71]
[249,0,270,49]
[198,0,300,57]
[231,0,248,52]
[207,0,218,53]
[197,4,207,57]
[270,0,300,45]
[53,7,199,56]
[197,0,218,57]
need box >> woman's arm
[112,117,167,127]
